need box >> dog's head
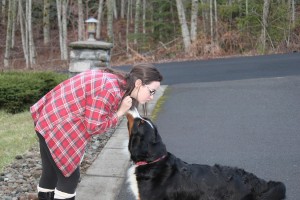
[126,108,167,164]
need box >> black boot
[54,197,75,200]
[38,191,54,200]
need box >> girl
[30,63,163,200]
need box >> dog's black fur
[126,110,286,200]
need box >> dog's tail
[258,181,286,200]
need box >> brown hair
[126,63,163,116]
[104,63,163,115]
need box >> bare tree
[142,0,146,34]
[129,0,133,23]
[11,0,17,48]
[214,0,218,44]
[107,0,114,42]
[43,0,50,45]
[176,0,191,53]
[62,0,68,59]
[1,0,6,25]
[260,0,270,53]
[18,0,28,68]
[78,0,84,41]
[126,0,131,52]
[134,0,141,45]
[120,0,125,19]
[27,0,36,65]
[56,0,68,60]
[8,0,35,69]
[209,0,213,42]
[96,0,104,39]
[246,0,248,16]
[4,0,13,68]
[291,0,295,25]
[201,0,209,35]
[56,0,63,56]
[191,0,199,42]
[286,0,295,47]
[113,0,117,19]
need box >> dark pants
[36,132,80,194]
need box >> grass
[151,87,170,121]
[0,110,37,173]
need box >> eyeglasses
[144,85,156,96]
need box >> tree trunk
[126,0,131,52]
[56,0,68,60]
[134,0,141,45]
[27,0,36,65]
[18,0,29,68]
[113,0,117,19]
[4,0,12,69]
[201,0,208,36]
[190,0,199,42]
[209,0,213,43]
[78,0,84,41]
[56,0,63,59]
[142,0,146,34]
[107,0,114,42]
[1,0,5,25]
[291,0,295,25]
[62,0,68,59]
[43,0,50,45]
[175,0,191,53]
[11,0,17,48]
[120,0,125,19]
[245,0,248,16]
[96,0,104,39]
[130,0,133,23]
[214,0,218,44]
[260,0,270,53]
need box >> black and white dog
[126,108,286,200]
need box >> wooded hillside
[1,0,299,71]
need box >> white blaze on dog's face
[126,107,154,137]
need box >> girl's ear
[135,79,142,87]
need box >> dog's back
[128,152,286,200]
[258,181,286,200]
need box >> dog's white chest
[127,165,139,200]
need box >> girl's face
[131,80,161,104]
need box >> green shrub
[0,71,68,114]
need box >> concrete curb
[76,85,167,200]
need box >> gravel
[0,126,118,200]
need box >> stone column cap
[69,41,113,50]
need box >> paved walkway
[76,86,167,200]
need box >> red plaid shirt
[30,70,126,177]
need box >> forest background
[0,0,300,71]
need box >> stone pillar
[69,40,113,76]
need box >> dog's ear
[126,113,134,136]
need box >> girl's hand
[116,96,132,117]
